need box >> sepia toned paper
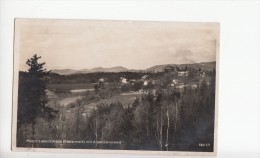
[12,19,219,155]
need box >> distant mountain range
[52,66,134,75]
[52,61,216,75]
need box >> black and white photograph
[12,19,219,155]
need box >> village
[95,65,211,96]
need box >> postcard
[12,19,219,155]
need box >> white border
[1,1,260,158]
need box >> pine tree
[17,54,57,147]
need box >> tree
[17,54,57,147]
[89,109,102,148]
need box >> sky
[16,19,219,71]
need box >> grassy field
[85,92,142,109]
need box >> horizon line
[19,60,216,71]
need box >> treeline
[46,68,214,84]
[46,72,163,84]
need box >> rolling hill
[52,61,216,75]
[52,66,131,75]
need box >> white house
[120,77,128,84]
[170,79,178,87]
[143,80,149,86]
[99,78,105,83]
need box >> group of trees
[40,78,215,151]
[48,72,158,84]
[23,80,215,151]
